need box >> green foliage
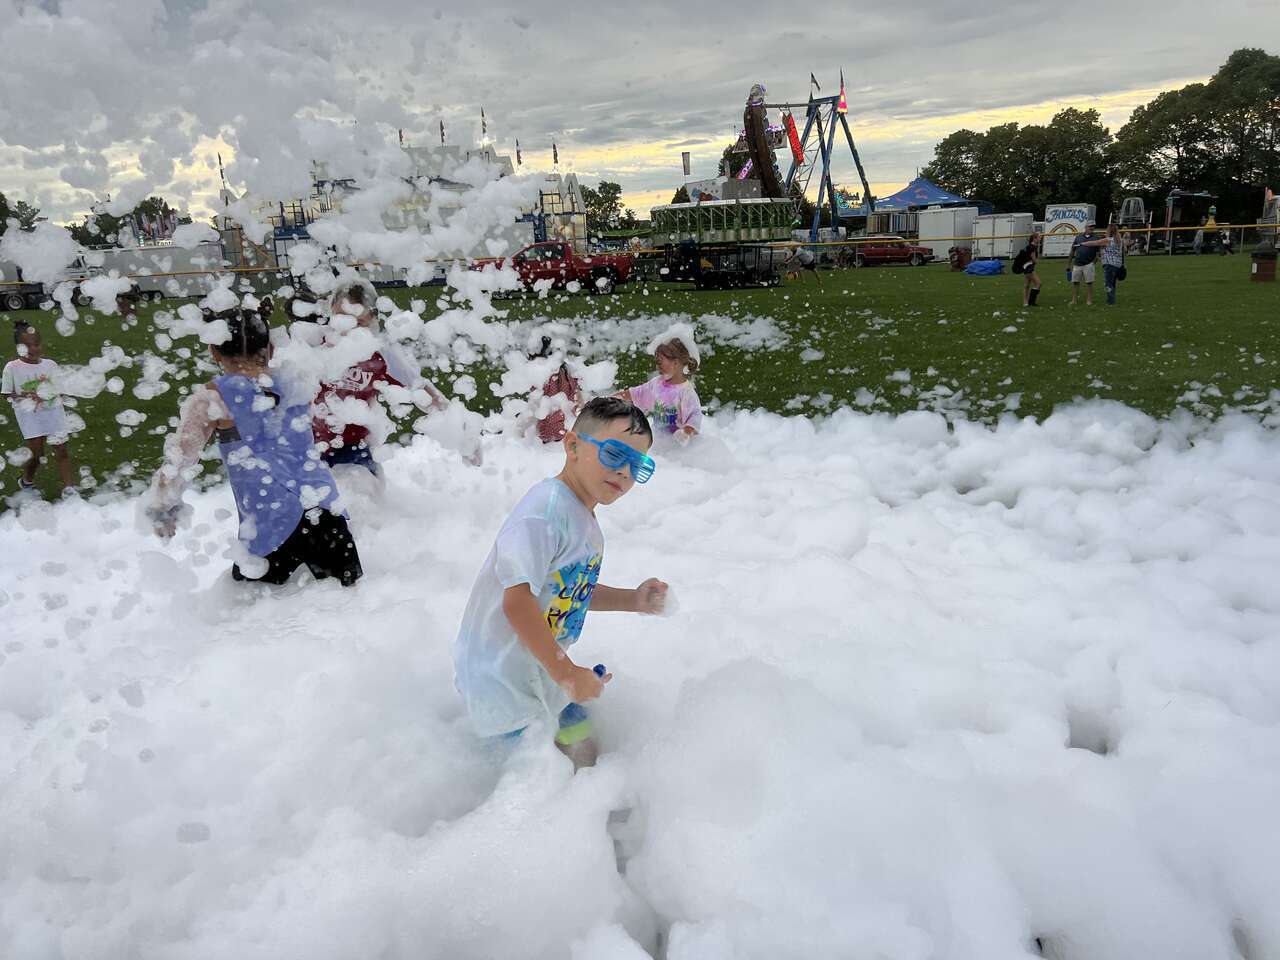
[13,200,41,230]
[0,194,41,235]
[670,185,690,204]
[68,195,183,248]
[922,109,1115,217]
[581,180,623,234]
[1112,48,1280,221]
[921,48,1280,223]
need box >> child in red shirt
[529,335,582,444]
[313,278,444,474]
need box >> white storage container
[974,213,1034,258]
[916,206,979,261]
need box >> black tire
[591,271,616,295]
[72,287,90,307]
[909,253,924,266]
[3,292,25,312]
[855,254,866,268]
[148,290,165,303]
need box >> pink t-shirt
[628,375,702,434]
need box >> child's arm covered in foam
[145,386,223,533]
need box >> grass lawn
[3,252,1276,504]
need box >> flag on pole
[440,119,445,144]
[398,128,404,146]
[837,69,848,115]
[552,142,559,165]
[515,139,522,166]
[481,107,486,137]
[810,72,821,92]
[682,151,691,176]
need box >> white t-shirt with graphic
[2,358,69,441]
[628,374,702,434]
[454,478,604,736]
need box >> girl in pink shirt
[620,331,702,441]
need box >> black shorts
[800,260,817,272]
[232,509,363,587]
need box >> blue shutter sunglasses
[579,435,656,483]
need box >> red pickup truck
[471,241,634,295]
[848,235,934,267]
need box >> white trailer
[1043,203,1096,258]
[88,242,229,300]
[974,213,1034,259]
[916,206,978,261]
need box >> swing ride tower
[740,74,876,240]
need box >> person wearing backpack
[1012,229,1042,306]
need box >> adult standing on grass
[1080,224,1125,305]
[1068,221,1102,306]
[1012,229,1042,306]
[3,321,76,496]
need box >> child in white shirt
[2,322,75,494]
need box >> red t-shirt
[313,353,403,449]
[536,367,580,444]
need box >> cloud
[0,0,1272,223]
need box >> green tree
[0,192,12,237]
[619,208,639,229]
[1112,48,1280,222]
[581,180,623,234]
[670,185,690,204]
[11,199,41,231]
[922,109,1114,218]
[68,195,187,248]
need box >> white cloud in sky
[0,0,1274,222]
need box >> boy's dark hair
[572,396,652,441]
[203,297,273,357]
[12,319,37,345]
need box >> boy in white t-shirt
[2,322,75,494]
[454,396,668,767]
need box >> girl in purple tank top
[146,298,362,587]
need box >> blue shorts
[322,442,380,476]
[502,702,594,745]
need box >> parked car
[843,235,934,267]
[470,241,633,294]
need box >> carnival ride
[733,74,876,239]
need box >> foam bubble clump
[1,401,1277,958]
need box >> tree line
[0,193,192,247]
[921,48,1280,224]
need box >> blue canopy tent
[838,177,982,218]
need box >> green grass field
[3,253,1277,503]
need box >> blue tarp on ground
[839,177,974,217]
[964,259,1005,276]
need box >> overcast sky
[1,0,1276,224]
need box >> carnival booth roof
[840,177,973,216]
